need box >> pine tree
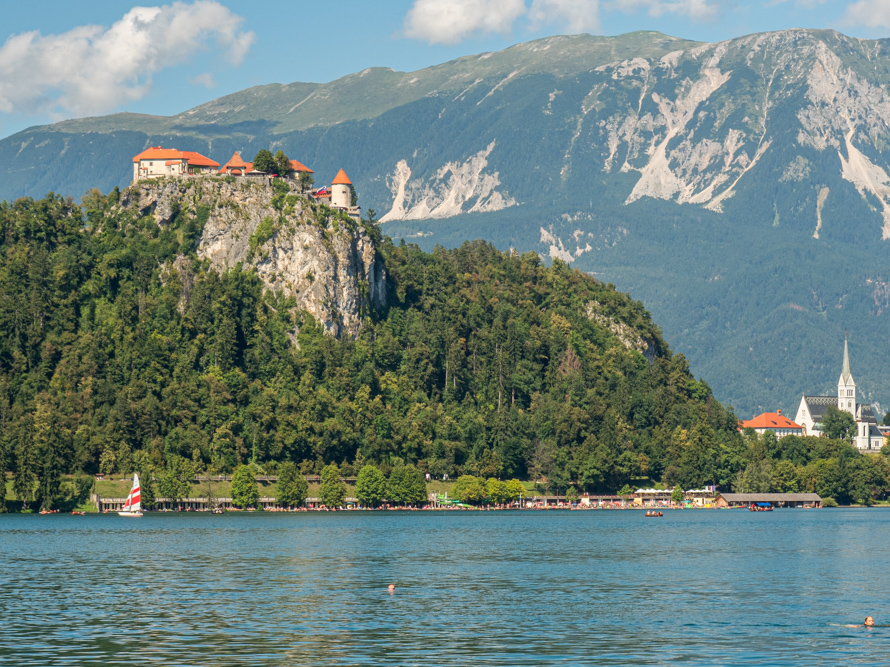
[13,416,36,511]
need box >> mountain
[3,29,890,417]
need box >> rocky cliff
[118,177,385,338]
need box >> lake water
[2,509,889,666]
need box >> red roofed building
[740,410,803,438]
[133,147,219,182]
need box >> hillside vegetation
[1,187,888,510]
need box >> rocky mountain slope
[118,177,385,338]
[3,29,890,416]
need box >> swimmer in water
[865,616,874,627]
[388,584,395,593]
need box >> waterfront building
[713,493,822,508]
[794,336,885,451]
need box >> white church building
[795,337,885,451]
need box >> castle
[131,147,361,220]
[794,337,886,451]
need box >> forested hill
[2,184,885,511]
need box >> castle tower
[331,169,353,209]
[837,334,856,416]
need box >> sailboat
[118,473,143,517]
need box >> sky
[1,0,890,139]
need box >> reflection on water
[2,510,890,665]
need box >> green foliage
[320,463,346,508]
[356,464,386,507]
[565,486,580,503]
[231,464,259,508]
[505,478,524,502]
[822,496,838,507]
[276,461,307,508]
[822,406,856,441]
[387,464,427,505]
[252,149,276,173]
[273,151,291,178]
[0,189,860,505]
[158,457,194,504]
[670,485,684,503]
[249,216,278,256]
[452,475,486,504]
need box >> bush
[822,496,839,507]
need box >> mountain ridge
[3,28,890,418]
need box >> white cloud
[0,1,254,117]
[529,0,601,32]
[404,0,527,44]
[190,72,217,88]
[841,0,890,28]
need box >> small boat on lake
[118,473,143,517]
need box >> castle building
[313,168,361,221]
[740,410,803,438]
[218,151,315,182]
[795,337,885,451]
[132,147,219,181]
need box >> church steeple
[841,333,852,383]
[838,333,856,415]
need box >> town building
[794,337,885,451]
[713,493,822,508]
[132,147,219,181]
[739,410,803,438]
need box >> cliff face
[119,177,385,338]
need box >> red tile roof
[740,412,803,430]
[289,159,314,173]
[132,146,183,162]
[180,151,219,168]
[332,168,352,185]
[133,146,218,168]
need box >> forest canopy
[0,189,887,510]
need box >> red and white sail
[119,473,142,516]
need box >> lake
[2,509,889,666]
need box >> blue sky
[1,0,888,139]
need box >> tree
[822,406,856,441]
[771,459,800,493]
[252,149,276,173]
[486,477,508,505]
[356,464,386,507]
[671,485,684,504]
[158,456,194,506]
[273,151,291,178]
[565,485,580,503]
[231,464,259,508]
[733,459,773,493]
[320,463,346,508]
[387,465,427,505]
[276,461,307,508]
[452,475,485,504]
[34,396,63,510]
[506,479,524,504]
[13,418,36,511]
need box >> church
[794,338,885,451]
